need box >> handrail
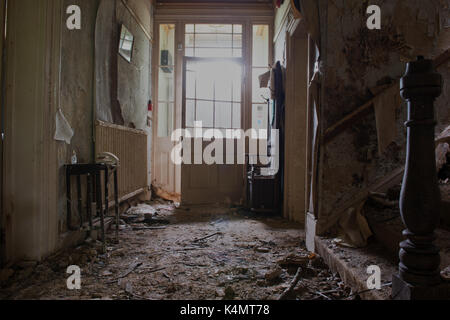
[323,49,450,145]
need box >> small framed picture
[119,24,134,62]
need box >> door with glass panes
[181,56,244,205]
[180,23,246,205]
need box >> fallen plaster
[315,236,396,300]
[0,200,359,301]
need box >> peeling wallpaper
[316,0,450,234]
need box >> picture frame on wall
[119,24,134,63]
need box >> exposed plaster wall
[116,0,152,130]
[58,0,99,233]
[316,0,450,234]
[116,0,153,187]
[58,0,153,234]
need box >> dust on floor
[0,200,353,300]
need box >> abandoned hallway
[1,0,450,302]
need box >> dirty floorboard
[0,200,353,300]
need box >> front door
[181,57,244,205]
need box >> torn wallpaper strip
[54,108,74,144]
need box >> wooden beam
[320,166,405,233]
[434,48,450,69]
[323,52,449,145]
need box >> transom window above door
[185,24,243,58]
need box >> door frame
[152,15,274,204]
[151,21,181,202]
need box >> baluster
[392,56,449,299]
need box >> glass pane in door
[158,24,175,137]
[184,59,242,133]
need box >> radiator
[95,120,148,201]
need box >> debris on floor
[336,203,373,248]
[0,199,353,300]
[436,143,449,173]
[436,127,450,196]
[442,266,450,282]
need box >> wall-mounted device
[161,50,173,73]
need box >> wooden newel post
[392,56,448,300]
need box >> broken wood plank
[323,99,376,144]
[132,226,167,231]
[174,247,205,251]
[192,232,222,243]
[346,282,392,299]
[278,267,303,300]
[320,166,404,233]
[118,262,143,279]
[311,290,333,300]
[106,262,143,284]
[277,254,310,268]
[152,185,181,203]
[434,48,450,69]
[183,263,209,267]
[146,267,166,274]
